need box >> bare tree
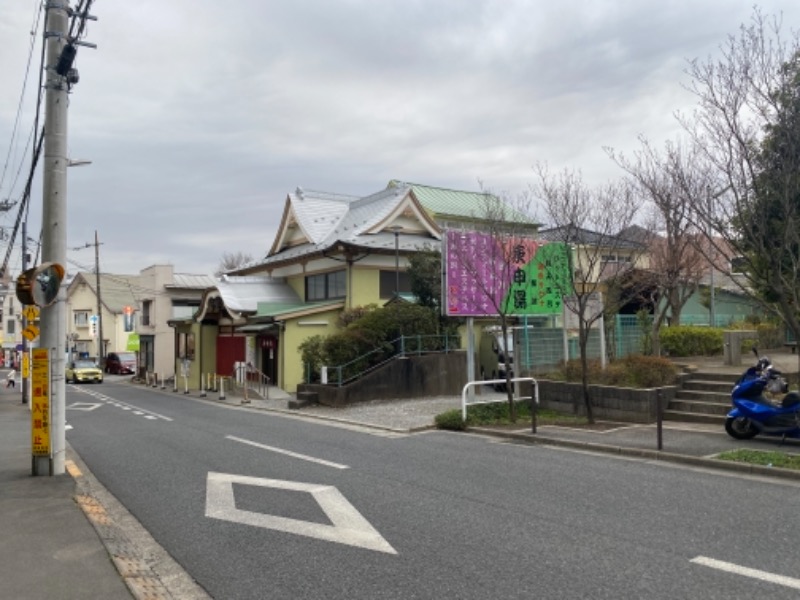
[532,164,644,423]
[607,137,711,354]
[216,251,254,277]
[679,8,800,363]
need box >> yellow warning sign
[31,348,50,457]
[22,325,40,342]
[23,305,40,321]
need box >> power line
[0,1,44,200]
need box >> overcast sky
[1,1,799,277]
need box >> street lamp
[390,225,403,299]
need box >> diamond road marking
[205,472,396,555]
[67,402,103,411]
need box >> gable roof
[388,180,537,225]
[237,184,441,273]
[66,272,141,313]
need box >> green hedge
[660,326,723,356]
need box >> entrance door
[260,336,278,384]
[216,335,245,377]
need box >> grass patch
[716,449,800,470]
[434,401,588,431]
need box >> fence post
[656,388,663,451]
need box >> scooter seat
[782,392,800,408]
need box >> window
[74,311,89,327]
[141,300,152,326]
[379,270,411,299]
[305,270,346,301]
[6,320,14,334]
[730,256,747,274]
[178,332,195,359]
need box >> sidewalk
[0,388,133,600]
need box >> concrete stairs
[664,371,734,425]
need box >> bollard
[183,374,189,394]
[200,373,207,397]
[160,374,166,390]
[219,377,226,401]
[173,374,178,393]
[212,373,218,392]
[152,372,158,388]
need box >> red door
[216,335,245,377]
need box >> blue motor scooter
[725,348,800,440]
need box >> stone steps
[664,371,733,425]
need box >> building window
[74,311,89,327]
[178,332,195,360]
[6,320,14,334]
[142,300,152,326]
[305,270,346,301]
[730,256,747,274]
[379,270,411,299]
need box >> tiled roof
[168,273,217,290]
[388,180,535,223]
[216,275,300,313]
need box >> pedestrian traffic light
[15,262,65,307]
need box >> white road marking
[226,435,349,470]
[73,388,173,421]
[691,556,800,590]
[67,402,103,411]
[205,471,396,554]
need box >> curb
[470,427,800,482]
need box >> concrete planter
[536,379,679,423]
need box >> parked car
[66,359,103,384]
[106,352,137,375]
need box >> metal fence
[318,334,462,387]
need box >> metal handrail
[232,363,270,401]
[321,334,461,386]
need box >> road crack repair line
[691,556,800,590]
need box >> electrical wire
[0,1,44,202]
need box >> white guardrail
[461,377,539,422]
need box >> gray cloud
[2,0,799,276]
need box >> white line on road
[226,435,349,470]
[691,556,800,590]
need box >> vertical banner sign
[31,348,50,457]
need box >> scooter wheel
[724,416,759,440]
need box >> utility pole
[93,231,103,364]
[37,0,97,476]
[38,0,70,477]
[72,234,104,362]
[21,222,29,405]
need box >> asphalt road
[66,381,800,600]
